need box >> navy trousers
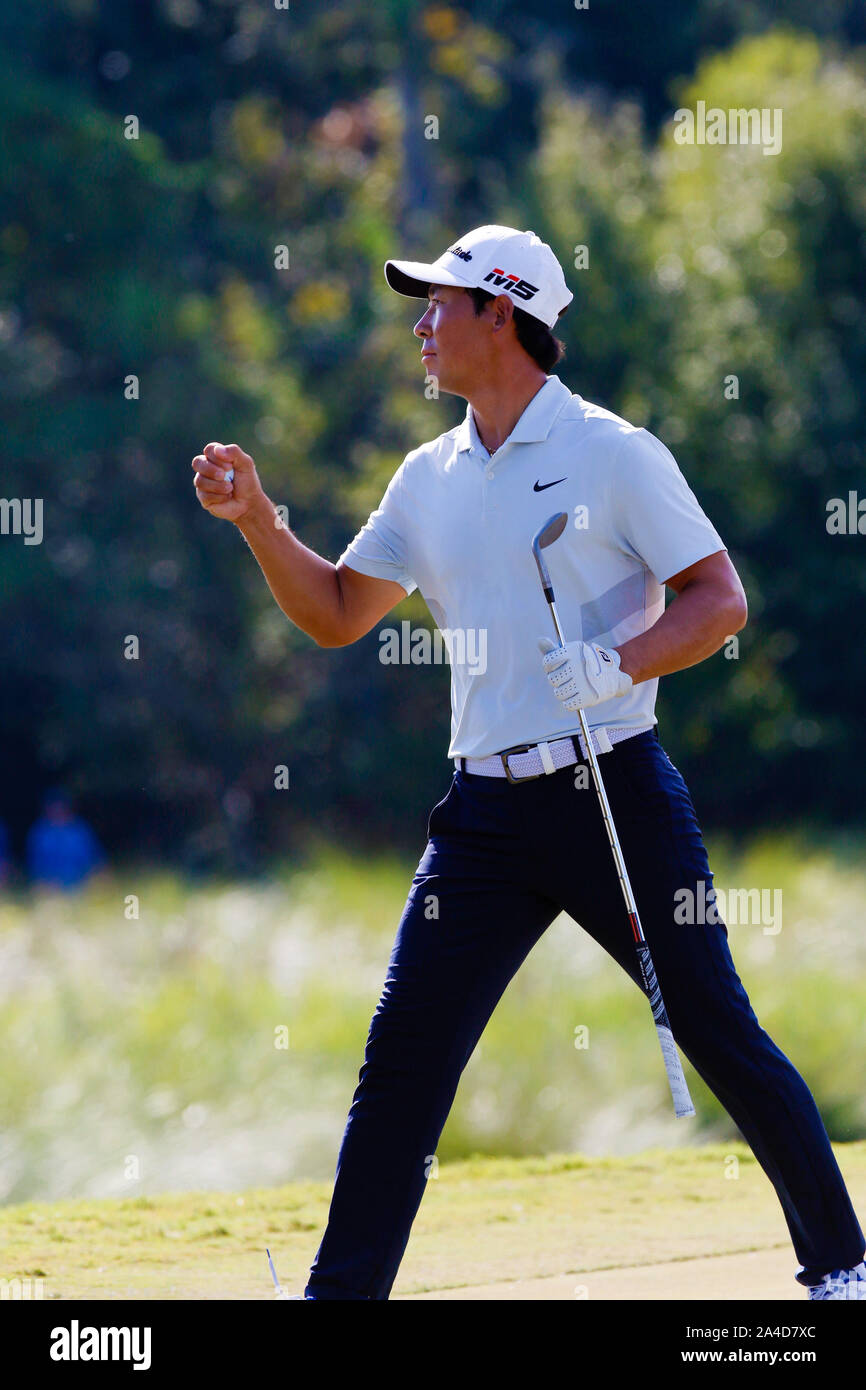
[305,730,864,1299]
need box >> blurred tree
[648,32,866,822]
[2,5,866,863]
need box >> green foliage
[2,6,866,861]
[0,837,863,1202]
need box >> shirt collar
[455,375,574,454]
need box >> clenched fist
[191,442,264,525]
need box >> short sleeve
[611,428,726,584]
[338,464,417,596]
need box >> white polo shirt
[339,375,725,760]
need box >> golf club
[532,512,695,1119]
[266,1248,291,1299]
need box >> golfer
[193,224,865,1301]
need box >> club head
[531,512,568,590]
[533,512,568,554]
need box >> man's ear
[490,293,515,332]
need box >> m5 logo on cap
[483,268,540,301]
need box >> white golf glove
[539,637,633,711]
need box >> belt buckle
[499,742,545,784]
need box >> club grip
[636,944,696,1118]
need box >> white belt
[456,725,655,783]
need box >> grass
[0,832,864,1209]
[3,1141,865,1299]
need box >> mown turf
[3,1141,864,1299]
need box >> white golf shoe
[806,1260,866,1300]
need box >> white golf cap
[384,224,573,329]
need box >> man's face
[413,285,490,397]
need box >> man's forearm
[237,496,345,646]
[615,580,747,685]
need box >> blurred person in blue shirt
[26,789,105,890]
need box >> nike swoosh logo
[534,477,567,492]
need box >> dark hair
[466,287,567,373]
